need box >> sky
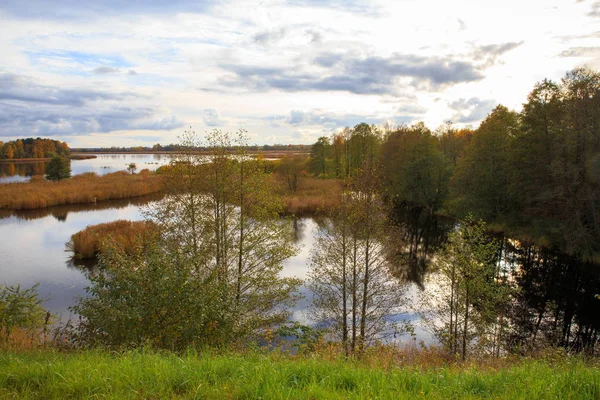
[1,0,599,147]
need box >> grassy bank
[0,350,597,399]
[0,171,164,210]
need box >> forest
[306,66,600,265]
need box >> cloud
[0,0,215,19]
[93,66,121,74]
[220,52,486,96]
[286,0,380,15]
[0,73,125,106]
[587,1,600,17]
[283,109,414,128]
[203,108,221,126]
[254,28,287,45]
[559,46,600,57]
[458,19,467,31]
[0,73,182,137]
[449,97,497,123]
[471,41,524,66]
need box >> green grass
[0,350,598,399]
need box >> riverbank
[1,349,597,399]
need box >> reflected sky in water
[0,153,169,183]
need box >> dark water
[0,154,169,183]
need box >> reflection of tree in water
[508,242,600,354]
[0,161,47,178]
[388,202,455,288]
[0,194,165,222]
[290,216,327,244]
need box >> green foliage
[0,284,50,343]
[45,155,71,181]
[382,122,453,213]
[72,128,301,350]
[420,216,508,360]
[1,350,598,399]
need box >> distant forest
[0,138,70,160]
[72,143,311,153]
[305,67,600,263]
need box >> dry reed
[0,170,164,210]
[68,220,157,259]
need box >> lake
[0,154,170,183]
[0,197,431,344]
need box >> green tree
[420,217,506,360]
[45,155,71,181]
[73,128,300,349]
[308,136,331,177]
[0,284,50,344]
[450,105,519,222]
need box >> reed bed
[276,176,344,215]
[68,220,158,259]
[0,171,164,210]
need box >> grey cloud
[203,108,221,126]
[458,19,467,30]
[396,103,427,115]
[0,73,124,106]
[587,1,600,17]
[284,109,414,128]
[128,70,138,75]
[306,30,323,43]
[221,52,485,96]
[559,46,600,57]
[0,73,182,136]
[254,28,287,45]
[471,41,523,66]
[93,66,120,74]
[449,97,497,123]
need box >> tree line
[0,138,70,160]
[307,67,600,263]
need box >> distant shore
[0,154,97,163]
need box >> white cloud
[0,0,597,145]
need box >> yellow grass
[0,170,164,210]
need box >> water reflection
[0,154,170,183]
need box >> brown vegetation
[68,220,158,259]
[0,170,164,210]
[274,175,344,215]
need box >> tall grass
[275,175,344,215]
[0,349,597,399]
[0,170,164,210]
[68,220,157,259]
